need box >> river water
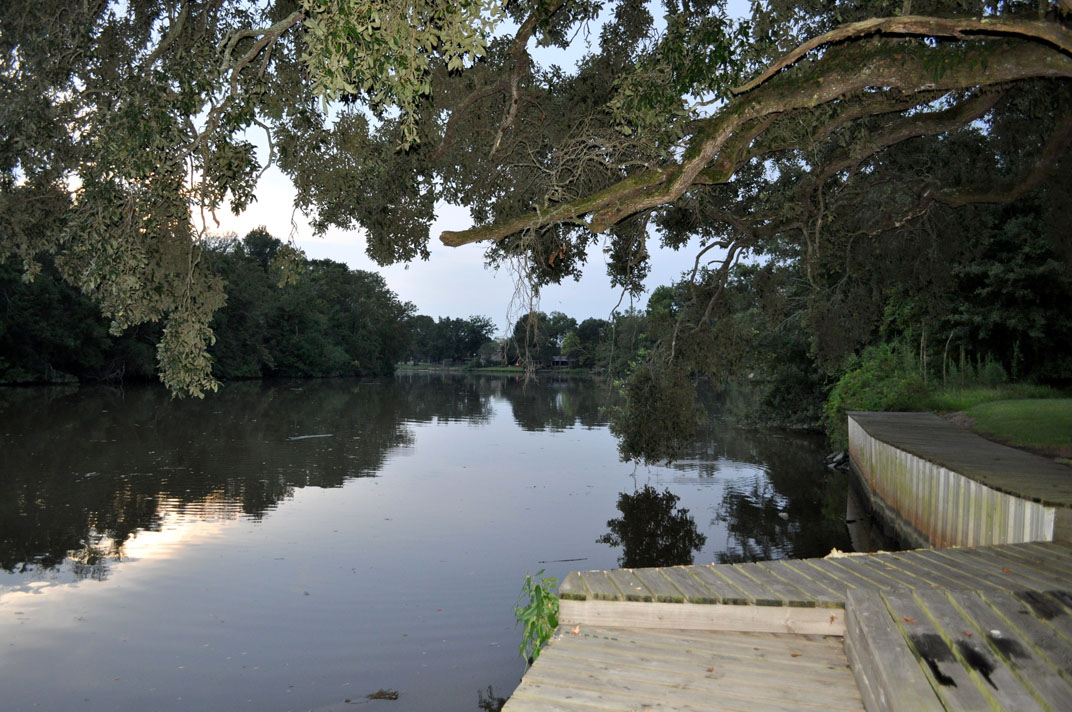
[0,375,855,711]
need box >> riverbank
[395,363,592,376]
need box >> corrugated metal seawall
[848,415,1056,548]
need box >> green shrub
[822,344,927,449]
[515,570,559,667]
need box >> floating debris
[287,434,334,441]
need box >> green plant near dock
[515,570,559,667]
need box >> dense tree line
[1,229,413,384]
[404,313,497,364]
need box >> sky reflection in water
[0,375,851,711]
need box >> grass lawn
[963,398,1072,452]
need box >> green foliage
[822,343,927,449]
[0,228,414,386]
[5,0,1070,468]
[299,0,501,147]
[514,569,559,667]
[611,360,704,464]
[404,314,496,364]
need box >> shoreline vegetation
[3,230,1069,460]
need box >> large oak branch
[440,20,1072,249]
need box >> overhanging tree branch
[441,32,1072,248]
[731,14,1072,96]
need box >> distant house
[550,356,577,369]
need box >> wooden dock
[504,542,1072,711]
[848,412,1072,547]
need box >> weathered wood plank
[548,634,855,682]
[946,588,1072,711]
[852,552,948,590]
[958,546,1072,591]
[878,588,995,711]
[526,657,863,712]
[631,568,685,603]
[986,543,1072,581]
[577,570,622,601]
[756,559,845,607]
[880,549,990,592]
[704,563,785,606]
[911,587,1047,712]
[559,626,853,667]
[910,547,1015,593]
[733,562,816,607]
[1012,590,1072,643]
[843,631,881,712]
[1012,542,1072,577]
[557,571,587,601]
[844,588,943,712]
[980,589,1072,685]
[818,555,900,590]
[796,556,880,592]
[605,568,652,602]
[659,566,721,604]
[689,564,759,605]
[508,626,864,712]
[557,599,845,635]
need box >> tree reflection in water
[597,485,707,568]
[476,685,506,712]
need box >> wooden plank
[551,628,856,676]
[911,587,1047,712]
[991,543,1072,579]
[819,555,900,590]
[945,589,1072,711]
[910,547,1017,594]
[881,549,992,592]
[852,552,949,590]
[631,568,685,603]
[732,563,816,607]
[1012,590,1072,643]
[689,564,760,605]
[577,570,622,601]
[756,559,845,607]
[660,566,721,604]
[973,545,1072,586]
[514,628,864,712]
[558,571,587,601]
[797,556,883,592]
[843,629,882,712]
[702,564,784,606]
[959,547,1072,592]
[557,599,846,635]
[929,546,1047,591]
[605,569,652,602]
[843,589,943,712]
[979,589,1072,685]
[519,663,853,712]
[878,588,995,711]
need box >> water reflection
[1,375,863,712]
[0,376,620,586]
[597,485,707,567]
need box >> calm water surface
[0,375,853,711]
